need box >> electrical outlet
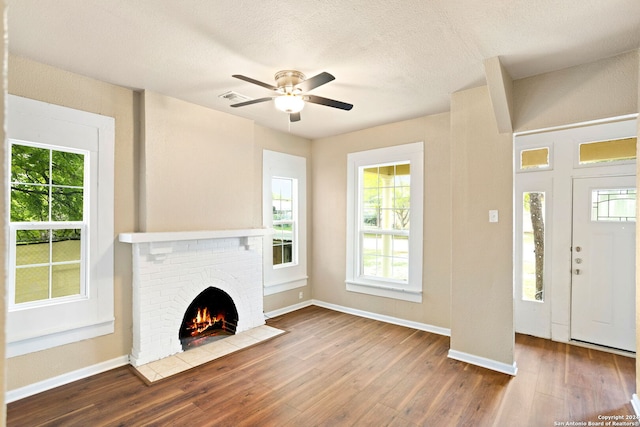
[298,291,303,300]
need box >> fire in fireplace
[179,287,238,350]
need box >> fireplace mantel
[119,228,271,244]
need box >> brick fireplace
[119,229,269,367]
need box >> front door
[571,176,636,352]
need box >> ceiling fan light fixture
[274,94,305,114]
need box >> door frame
[514,116,637,344]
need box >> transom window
[10,143,88,307]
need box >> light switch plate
[489,210,499,223]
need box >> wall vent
[218,91,253,103]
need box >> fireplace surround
[119,229,269,367]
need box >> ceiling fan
[230,70,353,122]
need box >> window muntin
[591,188,636,222]
[522,192,545,301]
[359,163,410,282]
[272,177,296,266]
[10,142,88,307]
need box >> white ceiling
[7,0,640,139]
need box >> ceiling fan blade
[304,95,353,111]
[230,97,274,108]
[289,112,301,122]
[295,72,335,92]
[232,74,278,91]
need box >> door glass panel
[522,192,545,301]
[591,189,636,222]
[579,138,636,164]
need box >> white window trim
[262,150,307,295]
[346,142,424,303]
[7,95,115,357]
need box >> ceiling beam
[484,57,513,134]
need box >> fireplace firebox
[179,287,238,350]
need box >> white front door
[571,176,636,352]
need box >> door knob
[575,269,581,275]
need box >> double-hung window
[346,142,424,302]
[10,143,88,305]
[7,95,115,357]
[263,150,308,295]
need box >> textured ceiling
[7,0,640,139]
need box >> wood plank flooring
[7,306,636,426]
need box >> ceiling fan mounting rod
[275,70,305,94]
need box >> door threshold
[570,339,635,358]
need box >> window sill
[264,276,308,296]
[346,280,422,303]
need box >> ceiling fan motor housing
[275,70,305,94]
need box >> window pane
[11,184,49,222]
[52,229,82,262]
[272,178,293,221]
[11,144,49,184]
[52,263,81,298]
[521,148,549,169]
[361,232,408,282]
[16,229,50,266]
[579,138,636,164]
[273,223,294,266]
[362,167,381,188]
[391,235,409,281]
[522,192,545,301]
[591,189,636,222]
[51,187,84,221]
[15,266,49,304]
[51,150,84,186]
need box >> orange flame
[187,308,225,336]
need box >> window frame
[7,95,115,357]
[346,142,424,303]
[262,150,308,295]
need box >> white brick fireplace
[119,229,269,367]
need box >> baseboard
[6,355,129,403]
[631,394,640,417]
[448,349,518,376]
[264,300,314,319]
[312,299,451,337]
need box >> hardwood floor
[7,306,636,426]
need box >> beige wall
[513,50,638,132]
[450,85,514,365]
[311,113,452,329]
[140,90,259,231]
[6,55,137,390]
